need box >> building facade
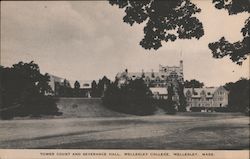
[184,86,229,112]
[47,74,92,97]
[116,61,184,102]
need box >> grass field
[0,98,249,149]
[0,112,249,149]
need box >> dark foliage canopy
[103,78,155,115]
[177,82,187,112]
[224,78,249,112]
[109,0,249,65]
[0,61,60,119]
[74,81,80,89]
[109,0,204,50]
[91,76,111,97]
[209,0,250,65]
[184,79,204,88]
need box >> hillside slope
[56,98,130,118]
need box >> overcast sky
[1,1,249,86]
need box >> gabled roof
[184,87,219,98]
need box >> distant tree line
[102,78,187,115]
[54,76,110,98]
[184,79,204,88]
[0,61,61,120]
[54,79,89,97]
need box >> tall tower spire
[180,50,183,61]
[179,50,184,83]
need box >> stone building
[184,86,229,112]
[115,61,184,102]
[46,74,70,96]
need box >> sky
[1,1,249,87]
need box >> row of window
[188,103,224,107]
[187,97,225,101]
[186,91,226,97]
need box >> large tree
[1,61,61,119]
[208,0,250,65]
[224,78,249,113]
[109,0,250,64]
[109,0,204,50]
[103,78,155,115]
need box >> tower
[179,60,184,84]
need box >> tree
[110,0,249,65]
[184,79,204,88]
[109,0,204,50]
[224,78,249,113]
[1,61,61,119]
[177,82,187,112]
[103,78,155,115]
[96,76,111,97]
[74,81,80,89]
[159,84,176,114]
[74,81,80,97]
[91,80,98,97]
[209,0,250,65]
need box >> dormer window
[151,73,155,78]
[83,84,90,87]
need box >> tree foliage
[184,79,204,88]
[209,0,250,65]
[74,81,80,89]
[224,78,249,113]
[177,82,187,112]
[55,79,72,97]
[103,78,155,115]
[109,0,204,50]
[0,61,61,119]
[73,80,81,97]
[91,76,111,97]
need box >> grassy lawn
[0,112,249,149]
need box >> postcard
[0,1,249,159]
